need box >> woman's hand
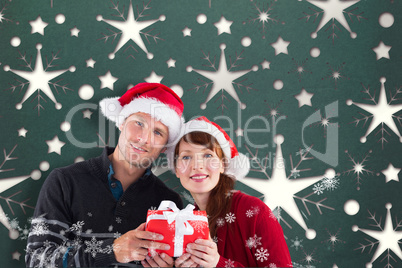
[185,237,220,268]
[174,253,198,267]
[141,253,174,267]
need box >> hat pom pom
[99,97,123,126]
[226,153,250,180]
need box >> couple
[26,83,292,267]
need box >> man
[26,83,184,267]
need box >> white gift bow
[147,200,208,257]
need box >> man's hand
[174,253,198,268]
[113,223,170,263]
[141,253,174,267]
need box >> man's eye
[136,121,144,127]
[181,156,190,160]
[154,130,162,136]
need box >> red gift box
[145,200,209,257]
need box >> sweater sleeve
[251,202,293,267]
[25,169,117,267]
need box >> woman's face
[175,140,224,195]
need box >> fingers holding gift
[175,253,197,268]
[142,253,174,268]
[186,239,220,267]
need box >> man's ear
[118,123,123,132]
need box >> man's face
[117,112,169,168]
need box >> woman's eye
[204,153,213,158]
[154,130,162,136]
[181,156,190,160]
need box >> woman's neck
[191,192,210,211]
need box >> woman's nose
[192,156,204,170]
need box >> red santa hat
[168,116,250,180]
[99,83,184,145]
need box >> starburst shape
[322,62,349,90]
[246,0,281,39]
[288,58,311,82]
[347,77,402,145]
[97,0,165,59]
[306,0,361,39]
[187,43,258,111]
[354,203,402,266]
[4,44,75,114]
[238,135,335,239]
[321,228,345,251]
[343,150,374,190]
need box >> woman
[169,116,292,267]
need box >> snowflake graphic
[288,58,312,83]
[312,183,324,195]
[31,222,49,236]
[291,236,303,251]
[84,236,104,258]
[0,1,13,24]
[321,228,345,251]
[354,203,402,267]
[225,259,235,268]
[17,225,30,240]
[321,175,340,191]
[4,44,75,115]
[9,218,19,230]
[269,263,277,268]
[301,0,366,43]
[348,77,402,148]
[116,217,122,224]
[97,0,164,60]
[255,247,269,262]
[246,209,254,218]
[192,220,208,235]
[188,43,258,113]
[245,0,282,39]
[217,217,225,227]
[70,221,85,233]
[239,135,335,238]
[245,234,262,249]
[168,221,175,232]
[225,212,236,223]
[342,149,374,190]
[322,62,350,90]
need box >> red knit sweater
[215,191,293,267]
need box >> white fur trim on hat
[167,119,250,180]
[100,97,184,145]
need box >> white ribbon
[146,200,208,257]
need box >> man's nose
[137,129,149,144]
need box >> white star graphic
[381,163,400,183]
[86,58,96,68]
[12,251,21,261]
[307,0,360,39]
[166,58,176,68]
[46,135,65,155]
[372,41,391,60]
[238,135,333,238]
[144,71,164,83]
[18,128,28,137]
[82,109,93,119]
[3,44,75,111]
[70,26,80,37]
[270,36,290,55]
[29,16,48,35]
[214,16,233,35]
[347,77,402,143]
[187,43,258,110]
[355,203,402,266]
[261,59,271,70]
[182,26,192,37]
[294,88,314,107]
[98,1,165,59]
[98,71,118,90]
[235,127,244,137]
